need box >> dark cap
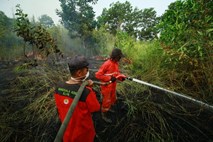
[68,55,89,72]
[110,48,124,59]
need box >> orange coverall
[54,83,100,142]
[95,59,121,112]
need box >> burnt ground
[0,61,16,96]
[0,59,213,142]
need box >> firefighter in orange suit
[95,48,126,123]
[54,55,100,142]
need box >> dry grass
[0,61,68,142]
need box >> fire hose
[126,77,213,111]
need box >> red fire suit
[54,83,100,142]
[95,59,121,112]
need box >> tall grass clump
[0,61,69,142]
[116,32,166,86]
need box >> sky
[0,0,176,24]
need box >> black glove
[110,76,116,82]
[116,74,126,81]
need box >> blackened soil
[0,61,17,95]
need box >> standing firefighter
[54,55,100,142]
[95,48,126,123]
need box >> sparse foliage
[15,5,62,59]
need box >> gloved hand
[110,76,117,82]
[116,74,126,81]
[87,79,94,87]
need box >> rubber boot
[101,112,112,123]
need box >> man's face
[77,67,89,79]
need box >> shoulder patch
[55,83,90,102]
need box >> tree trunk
[23,42,27,58]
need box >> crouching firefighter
[54,55,100,142]
[95,48,126,123]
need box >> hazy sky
[0,0,176,24]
